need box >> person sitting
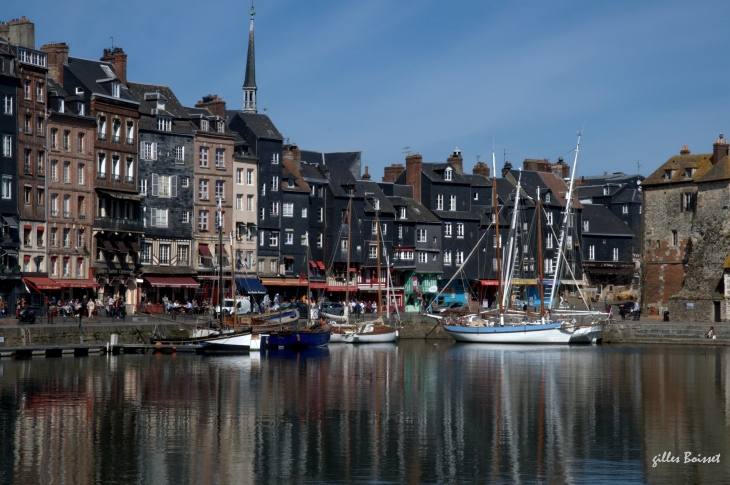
[707,326,716,339]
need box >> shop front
[93,264,139,314]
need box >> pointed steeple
[242,2,257,113]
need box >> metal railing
[125,176,134,183]
[94,217,144,232]
[111,135,120,143]
[97,172,106,180]
[125,137,134,145]
[111,174,120,182]
[98,132,106,141]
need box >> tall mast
[492,149,503,320]
[217,197,224,326]
[345,196,352,316]
[537,188,545,322]
[548,133,581,309]
[376,209,382,317]
[501,169,522,309]
[306,232,311,326]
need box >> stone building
[642,136,730,322]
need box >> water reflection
[1,343,729,484]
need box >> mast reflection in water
[1,343,729,484]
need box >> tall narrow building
[242,4,257,113]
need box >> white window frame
[457,222,464,238]
[444,223,452,238]
[436,194,443,211]
[450,195,457,211]
[589,245,595,260]
[283,203,294,217]
[246,169,254,185]
[613,247,619,261]
[417,228,427,242]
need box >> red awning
[349,267,357,272]
[199,245,213,258]
[23,224,32,230]
[309,260,317,267]
[214,244,228,255]
[51,279,99,289]
[24,277,62,290]
[327,285,357,292]
[317,261,325,271]
[479,280,499,286]
[144,276,199,289]
[309,281,327,289]
[37,226,44,231]
[23,255,30,260]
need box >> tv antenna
[503,149,517,164]
[402,146,411,155]
[636,159,642,174]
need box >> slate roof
[299,162,328,182]
[581,204,634,237]
[65,57,138,104]
[243,17,256,89]
[461,173,492,187]
[300,150,362,183]
[421,162,471,185]
[536,172,584,209]
[127,82,189,118]
[226,110,283,140]
[574,185,620,199]
[358,180,396,215]
[642,153,715,187]
[578,173,644,186]
[281,159,310,193]
[433,209,482,221]
[613,187,642,204]
[400,197,440,223]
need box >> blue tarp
[236,278,267,295]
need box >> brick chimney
[680,145,690,155]
[502,161,513,178]
[405,153,423,202]
[195,94,227,119]
[713,134,729,165]
[447,147,463,174]
[473,161,490,179]
[382,163,405,183]
[100,47,127,85]
[552,157,570,179]
[362,165,371,180]
[41,42,69,85]
[282,143,302,169]
[0,16,35,48]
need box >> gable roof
[581,204,634,237]
[127,82,189,118]
[358,180,396,215]
[65,56,137,105]
[226,110,283,140]
[642,153,715,187]
[536,172,584,209]
[281,159,310,192]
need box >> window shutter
[151,208,157,227]
[140,141,146,159]
[152,142,157,161]
[151,173,159,196]
[170,175,177,198]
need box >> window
[156,117,171,131]
[341,238,348,251]
[613,247,619,261]
[62,259,70,277]
[198,210,209,231]
[444,167,452,181]
[450,195,457,211]
[259,207,265,220]
[622,204,629,214]
[270,231,279,246]
[568,214,574,227]
[588,245,595,260]
[246,169,253,185]
[473,192,479,201]
[672,230,678,247]
[151,208,169,227]
[126,122,134,144]
[50,160,58,181]
[181,211,190,224]
[37,188,44,206]
[36,82,44,102]
[271,176,279,192]
[545,193,551,203]
[215,149,225,168]
[178,245,189,266]
[111,156,120,181]
[50,194,58,216]
[301,208,307,218]
[215,180,224,200]
[50,228,57,247]
[436,194,444,211]
[283,203,294,217]
[443,249,452,266]
[270,260,277,273]
[50,258,58,277]
[159,244,171,264]
[77,228,84,248]
[3,134,12,157]
[63,228,70,247]
[398,225,403,239]
[399,207,407,219]
[418,252,427,263]
[178,177,187,188]
[200,119,209,131]
[23,186,31,204]
[546,234,553,249]
[544,258,553,275]
[457,222,464,238]
[372,222,378,235]
[285,230,294,245]
[417,229,427,242]
[2,94,11,115]
[685,168,694,179]
[76,259,83,277]
[63,161,70,183]
[175,146,184,162]
[369,245,377,258]
[217,121,224,133]
[63,195,70,218]
[317,233,323,248]
[199,179,209,200]
[142,141,157,161]
[546,212,553,225]
[455,250,464,265]
[583,220,589,232]
[664,170,673,180]
[97,153,106,178]
[246,195,254,211]
[23,80,31,99]
[271,153,279,164]
[270,202,279,216]
[78,163,85,185]
[236,194,243,210]
[98,116,106,140]
[260,183,266,196]
[236,168,243,184]
[681,192,696,212]
[110,82,120,98]
[37,151,44,174]
[125,158,133,183]
[566,235,573,248]
[318,208,324,222]
[139,179,148,196]
[77,133,85,154]
[140,243,152,264]
[25,114,32,135]
[77,196,85,219]
[199,147,209,167]
[1,176,10,200]
[23,149,31,173]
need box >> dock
[0,343,201,359]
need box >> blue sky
[5,0,730,178]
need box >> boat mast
[547,133,581,310]
[537,187,545,323]
[217,196,224,328]
[306,231,311,326]
[345,196,352,320]
[376,209,382,320]
[230,233,237,330]
[501,169,522,309]
[492,149,503,322]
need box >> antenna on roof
[503,148,517,164]
[636,159,641,173]
[110,37,114,49]
[477,155,481,163]
[402,146,410,155]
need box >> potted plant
[12,264,21,273]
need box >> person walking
[87,298,95,320]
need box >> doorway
[714,301,721,322]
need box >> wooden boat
[267,323,331,348]
[345,323,398,344]
[197,329,252,354]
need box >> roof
[401,197,440,223]
[65,56,137,105]
[461,173,492,187]
[581,204,635,236]
[642,153,715,187]
[127,82,190,118]
[226,111,282,140]
[281,158,310,193]
[433,209,482,221]
[612,187,642,204]
[358,180,396,214]
[421,162,471,185]
[536,172,584,209]
[243,15,256,90]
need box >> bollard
[110,334,119,345]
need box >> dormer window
[373,199,380,210]
[156,117,172,132]
[444,167,453,181]
[545,193,551,203]
[603,186,610,195]
[57,98,64,113]
[217,121,224,133]
[111,82,120,98]
[200,119,209,131]
[287,179,294,188]
[77,101,84,116]
[400,207,407,219]
[583,220,590,232]
[685,168,694,179]
[664,170,673,180]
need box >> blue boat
[267,324,331,348]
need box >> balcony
[63,211,70,218]
[125,137,134,145]
[95,217,144,233]
[111,174,120,182]
[97,172,106,180]
[98,132,106,141]
[112,135,120,143]
[125,176,134,183]
[51,210,58,217]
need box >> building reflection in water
[0,343,729,484]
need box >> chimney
[362,165,371,180]
[473,161,490,179]
[523,158,550,172]
[552,157,569,179]
[100,47,127,85]
[41,42,69,85]
[405,153,423,202]
[195,94,227,119]
[447,147,463,174]
[282,143,301,169]
[713,134,729,165]
[680,145,690,155]
[382,163,405,183]
[502,161,513,178]
[0,16,35,48]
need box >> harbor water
[1,341,729,484]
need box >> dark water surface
[1,342,729,484]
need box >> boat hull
[267,326,331,348]
[351,330,398,343]
[197,332,252,354]
[443,323,573,344]
[568,324,605,344]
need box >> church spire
[242,2,257,113]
